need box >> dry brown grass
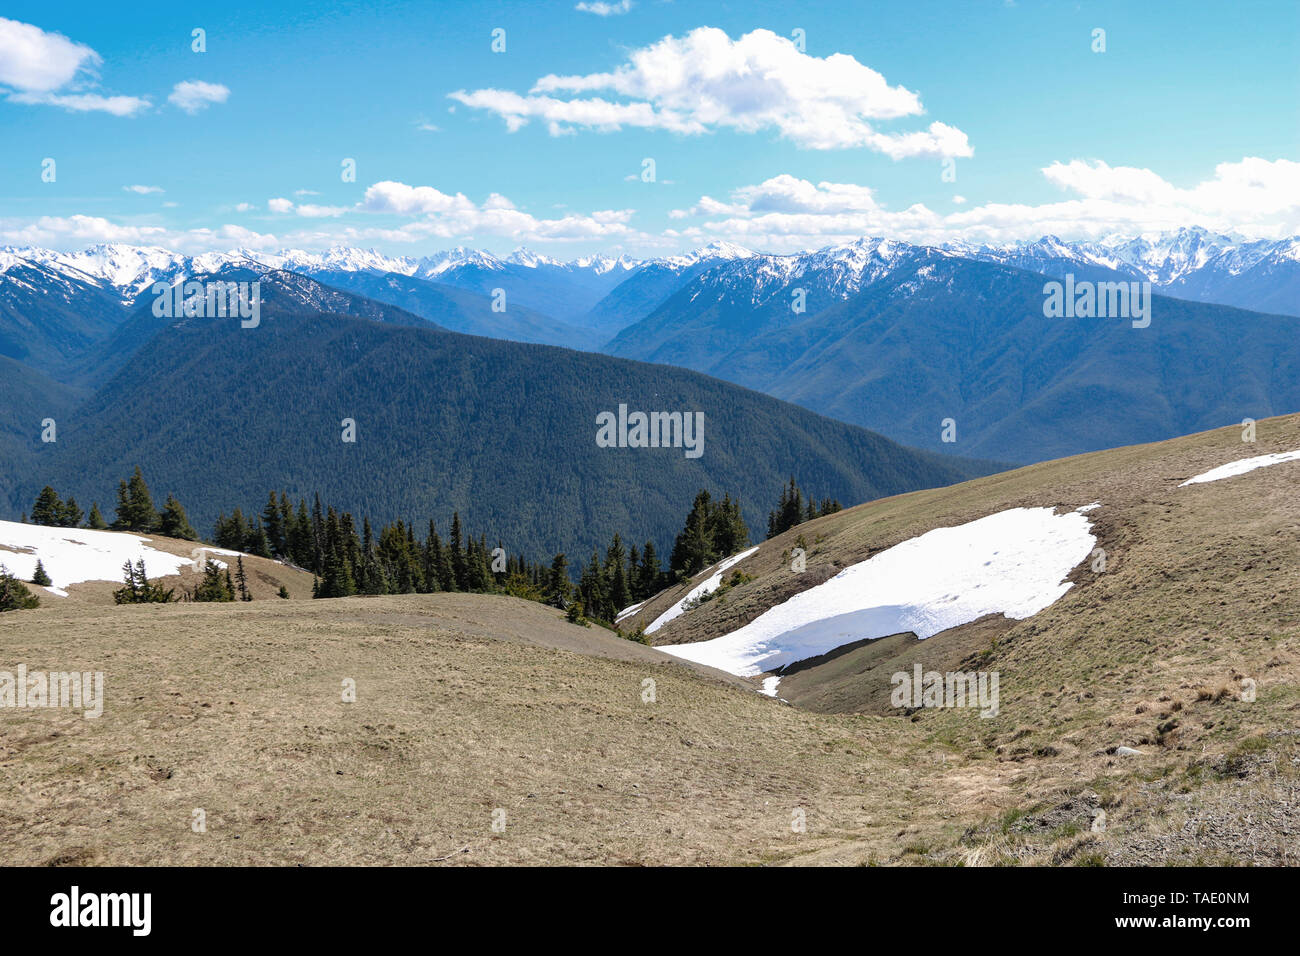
[3,413,1299,865]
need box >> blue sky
[1,0,1296,256]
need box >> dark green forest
[7,275,990,560]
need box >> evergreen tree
[449,512,467,591]
[117,467,159,532]
[213,510,247,551]
[111,480,130,530]
[262,491,286,558]
[235,556,251,601]
[0,566,40,611]
[31,560,51,586]
[578,548,610,622]
[546,553,571,607]
[605,533,630,614]
[637,541,661,601]
[422,520,444,593]
[113,559,174,604]
[316,508,356,598]
[671,490,716,578]
[310,494,325,574]
[58,496,84,528]
[709,493,749,557]
[565,599,585,625]
[158,494,198,540]
[289,499,313,569]
[767,477,806,539]
[188,563,235,602]
[86,502,107,530]
[30,486,62,526]
[245,521,272,558]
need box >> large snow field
[659,506,1097,684]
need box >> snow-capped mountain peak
[505,247,563,269]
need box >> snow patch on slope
[660,507,1096,679]
[1180,449,1300,486]
[645,546,760,634]
[0,520,201,597]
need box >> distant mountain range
[3,226,1297,469]
[0,266,996,559]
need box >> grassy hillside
[2,415,1297,865]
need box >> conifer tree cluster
[212,491,556,602]
[574,532,669,624]
[766,477,841,538]
[11,468,840,629]
[112,559,175,604]
[668,490,751,579]
[187,563,236,602]
[26,468,197,540]
[28,486,83,528]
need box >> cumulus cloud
[265,196,351,217]
[0,17,150,115]
[123,185,163,195]
[666,158,1300,250]
[576,1,633,15]
[361,180,637,241]
[168,80,229,114]
[450,27,972,157]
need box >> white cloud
[450,27,972,157]
[266,196,350,218]
[296,204,349,218]
[234,202,255,212]
[0,18,150,116]
[0,214,281,253]
[361,180,637,241]
[8,90,151,115]
[575,0,633,15]
[667,158,1300,250]
[123,185,163,195]
[168,80,229,114]
[0,17,96,92]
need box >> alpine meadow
[0,0,1297,930]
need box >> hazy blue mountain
[309,269,590,347]
[712,257,1300,462]
[8,271,997,559]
